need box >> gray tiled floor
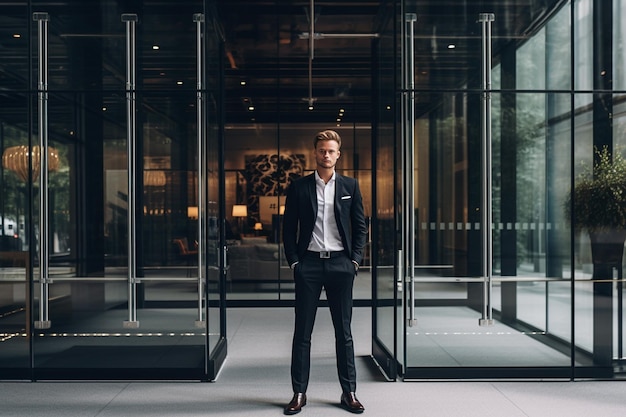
[1,307,625,417]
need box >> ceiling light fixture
[152,45,159,50]
[448,44,456,49]
[2,145,60,182]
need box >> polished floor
[1,307,625,417]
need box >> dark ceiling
[0,1,566,134]
[215,0,565,125]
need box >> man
[282,130,367,415]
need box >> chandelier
[2,145,60,182]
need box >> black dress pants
[290,251,357,394]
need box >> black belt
[306,250,345,259]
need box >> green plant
[565,146,626,232]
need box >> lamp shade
[253,222,263,231]
[2,145,59,182]
[187,206,198,219]
[144,170,167,187]
[232,204,247,217]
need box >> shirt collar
[314,170,336,184]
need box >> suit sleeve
[282,181,299,266]
[350,179,368,265]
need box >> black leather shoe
[340,392,365,414]
[284,393,307,415]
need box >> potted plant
[565,146,626,274]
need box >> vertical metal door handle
[193,13,206,328]
[34,12,51,329]
[478,13,495,327]
[122,13,139,328]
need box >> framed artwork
[243,154,305,224]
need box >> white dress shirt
[307,170,344,252]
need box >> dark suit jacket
[282,172,368,267]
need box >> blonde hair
[314,130,342,149]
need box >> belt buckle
[319,251,331,259]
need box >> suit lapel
[334,174,344,217]
[307,174,317,218]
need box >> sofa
[227,236,291,283]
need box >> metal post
[478,13,495,327]
[122,13,139,328]
[33,12,51,329]
[405,13,417,327]
[193,13,205,328]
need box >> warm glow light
[187,206,198,219]
[279,205,285,215]
[143,170,166,187]
[2,145,60,182]
[253,222,263,231]
[13,34,21,38]
[232,205,248,217]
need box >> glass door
[0,0,225,380]
[387,1,578,380]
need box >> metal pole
[122,13,139,328]
[193,13,205,328]
[405,13,417,327]
[33,12,51,329]
[478,13,495,327]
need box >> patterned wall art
[242,154,306,224]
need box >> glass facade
[1,0,625,381]
[0,1,225,380]
[372,0,626,380]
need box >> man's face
[314,139,341,170]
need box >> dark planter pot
[589,230,626,279]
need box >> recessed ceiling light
[448,44,456,49]
[248,106,255,111]
[13,34,21,38]
[308,106,314,111]
[152,45,159,50]
[176,81,183,85]
[102,107,107,111]
[240,80,246,86]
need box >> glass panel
[405,91,573,372]
[371,0,398,378]
[20,0,214,379]
[205,8,223,365]
[0,3,29,378]
[224,124,283,300]
[615,0,626,90]
[223,123,372,301]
